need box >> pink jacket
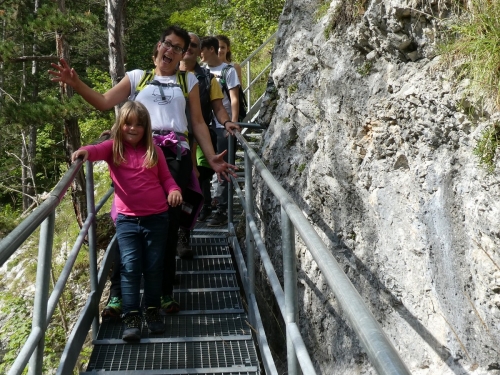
[82,140,180,217]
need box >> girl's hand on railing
[72,150,88,163]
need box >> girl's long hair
[216,35,232,63]
[110,101,158,168]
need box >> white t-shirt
[127,69,198,137]
[207,63,240,128]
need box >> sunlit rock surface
[255,0,500,374]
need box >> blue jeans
[115,212,169,315]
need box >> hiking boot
[102,296,122,318]
[144,307,166,334]
[197,206,212,222]
[122,311,141,342]
[177,229,194,259]
[207,211,228,227]
[160,295,180,314]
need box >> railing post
[85,161,99,339]
[245,151,255,301]
[246,60,251,109]
[281,206,300,375]
[227,134,235,225]
[28,211,55,375]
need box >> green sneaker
[102,296,122,318]
[160,295,180,314]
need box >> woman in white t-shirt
[49,25,236,316]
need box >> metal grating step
[85,340,259,372]
[177,257,234,272]
[175,290,243,312]
[182,244,230,257]
[176,273,239,289]
[97,314,251,340]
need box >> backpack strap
[131,70,155,100]
[199,66,212,94]
[219,65,232,98]
[176,70,189,98]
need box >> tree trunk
[106,0,127,115]
[56,0,87,227]
[24,0,41,211]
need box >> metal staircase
[83,224,260,374]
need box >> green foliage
[297,163,306,173]
[357,61,372,76]
[164,0,284,62]
[473,122,500,173]
[288,83,298,95]
[440,0,500,107]
[321,0,367,38]
[315,1,331,21]
[0,296,31,375]
[0,204,21,239]
[79,67,115,144]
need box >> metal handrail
[227,129,411,375]
[0,160,113,375]
[240,32,277,120]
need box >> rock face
[255,0,500,374]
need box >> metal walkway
[82,222,260,375]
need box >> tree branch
[4,55,60,63]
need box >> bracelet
[223,120,231,127]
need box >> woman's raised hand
[48,58,80,87]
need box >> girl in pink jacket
[72,101,182,342]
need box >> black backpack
[219,65,248,122]
[192,64,217,151]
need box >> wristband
[223,120,231,127]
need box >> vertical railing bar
[28,211,55,375]
[287,323,317,374]
[246,60,251,109]
[282,207,300,375]
[85,161,99,339]
[244,150,256,325]
[228,134,235,226]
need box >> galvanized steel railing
[226,127,412,375]
[241,32,277,122]
[0,160,115,375]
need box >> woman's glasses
[161,40,184,54]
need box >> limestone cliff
[255,0,500,373]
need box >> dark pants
[161,148,193,296]
[109,243,121,298]
[198,166,215,209]
[116,212,169,314]
[215,128,236,212]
